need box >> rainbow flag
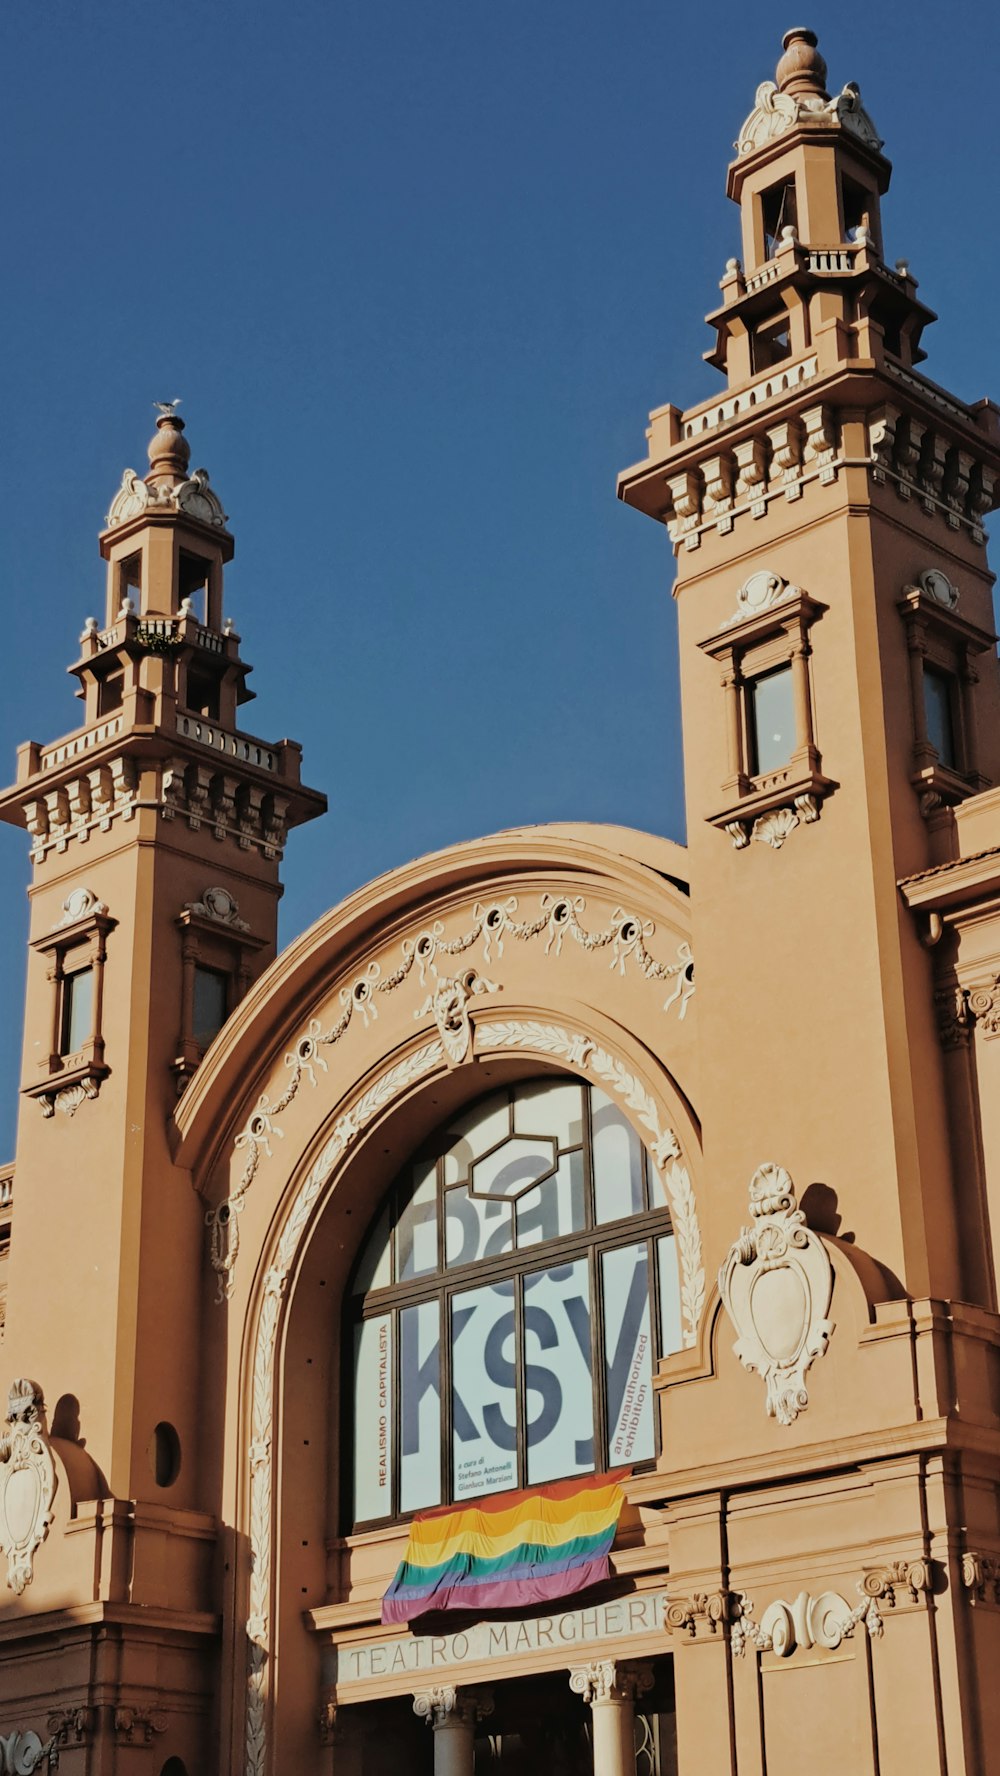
[381,1470,627,1624]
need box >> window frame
[344,1080,681,1532]
[899,571,995,817]
[25,890,116,1116]
[698,576,834,843]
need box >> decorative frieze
[217,894,695,1291]
[730,1586,882,1659]
[719,1163,834,1425]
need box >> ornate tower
[619,30,1000,1306]
[0,407,325,1509]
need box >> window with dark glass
[750,311,792,375]
[748,663,796,775]
[347,1078,684,1527]
[924,665,958,768]
[60,964,94,1056]
[193,965,228,1048]
[761,177,797,257]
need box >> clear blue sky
[0,2,996,1151]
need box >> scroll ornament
[0,1381,56,1594]
[718,1164,834,1425]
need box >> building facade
[0,25,999,1776]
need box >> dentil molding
[718,1163,834,1424]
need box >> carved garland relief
[241,1018,704,1776]
[718,1164,834,1424]
[210,891,695,1295]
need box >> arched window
[347,1077,683,1527]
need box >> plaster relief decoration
[0,1381,56,1595]
[106,465,228,531]
[0,1732,56,1773]
[54,887,108,928]
[737,78,881,158]
[915,567,960,610]
[213,894,694,1296]
[718,1163,834,1424]
[416,968,498,1067]
[962,1552,1000,1605]
[730,1586,882,1658]
[568,1661,654,1705]
[186,885,250,931]
[665,1591,728,1638]
[724,569,799,628]
[242,1024,702,1775]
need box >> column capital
[568,1658,654,1706]
[413,1685,495,1730]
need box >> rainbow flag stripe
[382,1471,627,1624]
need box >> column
[413,1686,494,1776]
[569,1660,653,1775]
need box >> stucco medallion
[0,1381,56,1595]
[719,1164,834,1424]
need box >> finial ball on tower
[776,27,829,100]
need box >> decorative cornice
[214,893,694,1296]
[719,1163,834,1424]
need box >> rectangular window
[60,965,93,1056]
[118,553,141,609]
[749,664,796,775]
[451,1281,518,1500]
[353,1314,393,1521]
[924,666,957,768]
[399,1300,442,1513]
[602,1243,655,1466]
[193,965,228,1048]
[97,670,124,717]
[525,1259,594,1485]
[185,670,221,720]
[761,177,797,257]
[751,313,792,375]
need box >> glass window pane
[444,1186,513,1269]
[451,1282,518,1499]
[353,1314,393,1521]
[749,664,795,775]
[400,1301,441,1512]
[524,1259,594,1485]
[592,1091,645,1224]
[352,1204,391,1295]
[442,1093,511,1186]
[396,1161,438,1280]
[516,1151,586,1247]
[471,1135,557,1199]
[193,965,227,1047]
[924,666,956,767]
[61,966,93,1055]
[513,1080,585,1148]
[602,1244,655,1466]
[657,1234,684,1357]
